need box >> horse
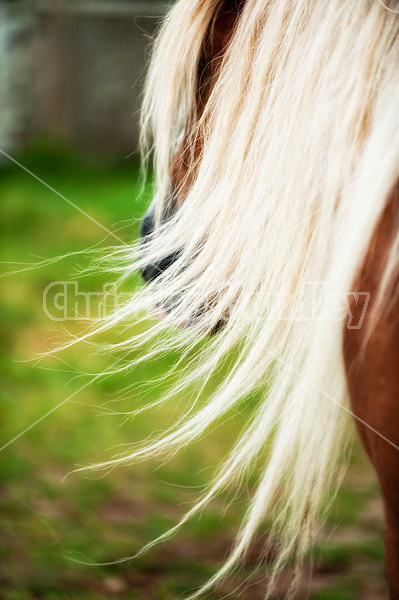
[96,0,399,597]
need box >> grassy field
[0,143,388,599]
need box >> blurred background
[0,0,168,158]
[0,1,390,599]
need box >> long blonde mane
[86,0,399,596]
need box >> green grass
[0,141,388,599]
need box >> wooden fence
[0,1,169,158]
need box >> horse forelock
[89,1,399,596]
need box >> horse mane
[87,0,399,596]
